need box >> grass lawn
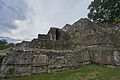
[4,65,120,80]
[0,48,10,55]
[0,48,10,52]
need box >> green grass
[3,65,120,80]
[0,48,10,55]
[0,48,10,52]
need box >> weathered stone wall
[88,44,120,68]
[0,45,120,78]
[0,48,90,78]
[38,34,50,40]
[13,40,76,50]
[48,27,70,41]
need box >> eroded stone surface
[0,49,91,77]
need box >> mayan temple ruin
[0,18,120,78]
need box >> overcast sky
[0,0,92,40]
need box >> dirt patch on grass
[76,70,101,80]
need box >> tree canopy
[0,39,14,50]
[88,0,120,23]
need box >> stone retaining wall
[0,49,90,78]
[0,44,120,78]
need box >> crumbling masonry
[0,18,120,78]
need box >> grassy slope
[0,48,10,55]
[5,65,120,80]
[0,48,10,52]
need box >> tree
[0,40,7,50]
[88,0,120,23]
[0,39,7,45]
[0,39,14,50]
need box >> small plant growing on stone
[7,68,15,75]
